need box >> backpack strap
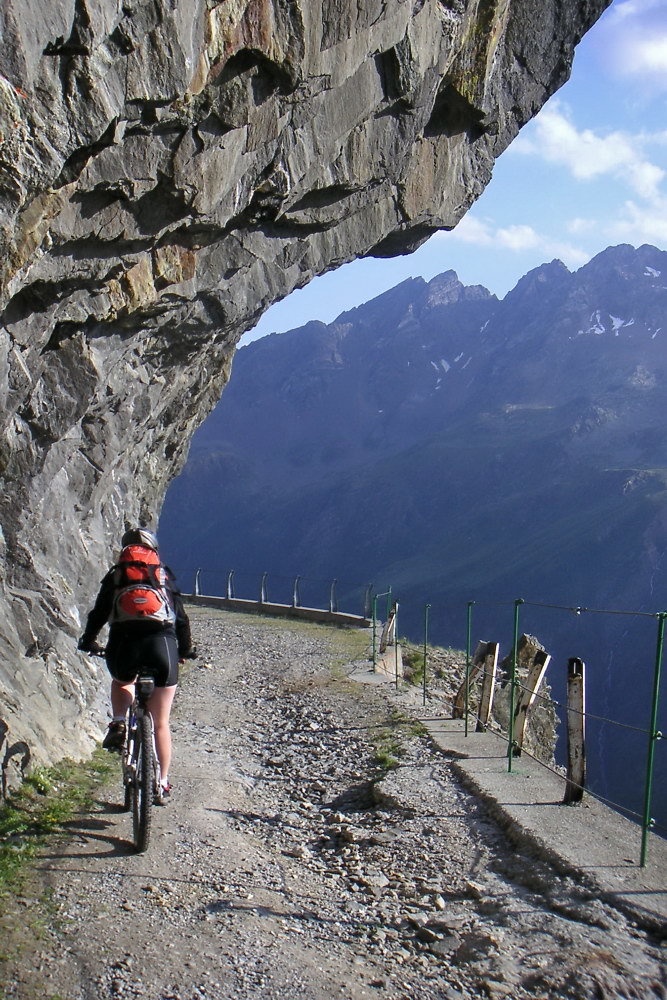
[113,560,168,588]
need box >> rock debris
[2,610,664,1000]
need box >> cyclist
[77,527,195,798]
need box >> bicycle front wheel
[132,713,154,853]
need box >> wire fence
[176,563,665,868]
[448,598,665,866]
[183,566,375,620]
[372,593,665,865]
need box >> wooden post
[563,657,586,804]
[379,604,397,654]
[453,641,491,719]
[513,649,551,754]
[476,642,499,732]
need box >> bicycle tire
[121,720,134,812]
[132,713,154,853]
[123,778,132,812]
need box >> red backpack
[110,544,176,626]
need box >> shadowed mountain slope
[161,243,667,825]
[162,244,667,620]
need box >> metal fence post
[372,594,378,669]
[508,599,523,772]
[394,601,400,690]
[640,612,666,867]
[364,585,373,620]
[386,586,393,621]
[465,601,474,737]
[422,604,431,707]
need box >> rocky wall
[0,0,610,771]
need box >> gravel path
[3,610,665,1000]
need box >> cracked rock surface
[2,611,664,1000]
[0,0,612,765]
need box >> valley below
[161,244,667,832]
[2,610,665,1000]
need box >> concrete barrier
[184,593,371,628]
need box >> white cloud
[639,37,667,73]
[606,0,665,26]
[439,216,588,269]
[595,0,667,89]
[444,214,494,246]
[513,104,665,200]
[567,217,597,235]
[606,197,667,246]
[496,225,539,251]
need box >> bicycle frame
[123,675,162,852]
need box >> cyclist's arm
[172,589,194,657]
[78,573,114,650]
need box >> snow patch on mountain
[430,359,451,374]
[578,311,639,338]
[587,310,605,335]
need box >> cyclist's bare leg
[110,679,135,719]
[147,684,177,782]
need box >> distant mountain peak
[425,269,492,307]
[577,243,666,282]
[500,258,571,309]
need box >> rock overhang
[0,0,612,766]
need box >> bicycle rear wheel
[132,713,154,853]
[122,717,135,812]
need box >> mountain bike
[122,674,163,853]
[91,650,162,853]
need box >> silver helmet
[121,527,159,551]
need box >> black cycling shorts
[105,629,179,687]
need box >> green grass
[0,751,116,897]
[372,709,427,773]
[401,642,425,686]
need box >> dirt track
[2,609,665,1000]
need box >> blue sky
[242,0,667,344]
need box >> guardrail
[184,567,374,628]
[178,563,665,868]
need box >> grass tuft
[0,751,116,897]
[372,709,427,774]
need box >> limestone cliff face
[0,0,610,769]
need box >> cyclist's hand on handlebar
[78,637,105,656]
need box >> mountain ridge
[161,243,667,823]
[164,243,667,604]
